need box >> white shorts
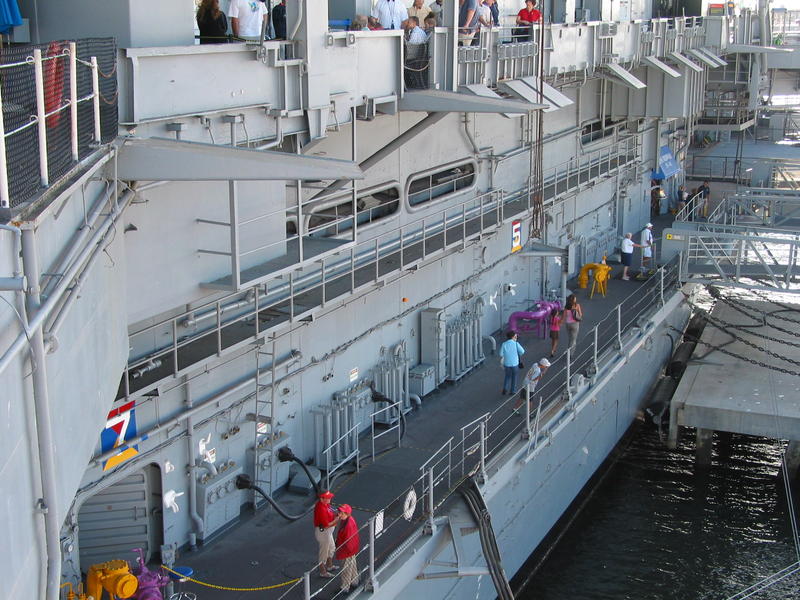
[643,248,652,258]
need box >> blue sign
[652,146,681,180]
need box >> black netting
[1,37,117,209]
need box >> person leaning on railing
[229,0,268,40]
[196,0,231,44]
[513,0,541,41]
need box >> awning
[516,241,567,258]
[599,63,646,90]
[668,51,704,73]
[517,76,574,111]
[494,79,552,112]
[651,145,681,180]
[398,90,543,113]
[112,137,364,181]
[726,44,794,54]
[687,48,720,68]
[459,83,523,118]
[699,47,728,67]
[643,55,682,78]
[0,0,22,34]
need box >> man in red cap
[313,490,338,577]
[335,504,360,592]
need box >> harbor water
[521,424,800,599]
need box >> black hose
[235,474,314,521]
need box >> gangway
[662,223,800,293]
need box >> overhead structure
[726,44,795,54]
[397,90,545,114]
[686,48,721,68]
[112,137,363,181]
[643,55,682,78]
[697,48,728,67]
[668,51,704,73]
[495,76,573,113]
[599,63,647,90]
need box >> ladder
[251,337,280,503]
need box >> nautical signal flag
[100,400,147,471]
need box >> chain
[159,565,300,592]
[668,325,799,376]
[750,289,800,323]
[706,288,800,348]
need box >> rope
[159,565,300,592]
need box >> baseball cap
[646,222,653,228]
[319,490,334,499]
[539,358,551,367]
[338,504,352,514]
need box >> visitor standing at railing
[372,0,409,30]
[335,505,360,593]
[548,308,562,357]
[408,0,432,22]
[675,185,688,214]
[472,0,494,46]
[314,490,339,578]
[229,0,268,39]
[639,223,654,276]
[429,0,444,26]
[196,0,230,44]
[405,16,428,44]
[620,232,644,281]
[564,294,582,353]
[514,0,540,40]
[499,331,525,395]
[458,0,479,45]
[700,180,711,218]
[272,0,287,39]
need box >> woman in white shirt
[620,232,643,281]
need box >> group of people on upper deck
[196,0,542,45]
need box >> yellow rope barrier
[160,565,301,592]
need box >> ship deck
[171,217,677,600]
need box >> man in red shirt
[335,504,361,593]
[313,490,339,577]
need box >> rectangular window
[580,118,627,145]
[407,162,476,207]
[307,186,400,237]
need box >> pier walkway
[174,218,681,600]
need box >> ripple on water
[521,427,800,600]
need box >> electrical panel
[196,462,244,541]
[420,308,447,385]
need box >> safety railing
[324,421,361,490]
[122,138,641,398]
[0,38,117,210]
[256,259,682,600]
[370,402,402,461]
[675,191,706,222]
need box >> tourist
[548,307,562,356]
[429,0,444,25]
[351,15,369,31]
[313,490,339,578]
[196,0,229,44]
[473,0,494,45]
[367,16,384,30]
[700,180,711,217]
[564,294,582,353]
[229,0,268,39]
[408,0,432,22]
[424,15,437,35]
[499,331,525,395]
[514,0,540,40]
[372,0,408,30]
[620,232,644,281]
[458,0,479,46]
[676,184,688,213]
[271,0,287,39]
[335,504,360,593]
[405,16,428,43]
[640,222,654,275]
[513,358,550,413]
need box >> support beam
[785,441,800,480]
[695,428,713,466]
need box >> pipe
[410,393,422,407]
[483,334,496,355]
[21,227,62,600]
[254,116,284,150]
[91,349,302,465]
[0,188,134,376]
[185,379,204,550]
[288,0,304,40]
[310,111,448,201]
[462,113,480,154]
[182,291,255,328]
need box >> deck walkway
[172,217,677,600]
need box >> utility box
[196,463,245,541]
[409,364,436,397]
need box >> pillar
[695,428,713,466]
[784,441,800,481]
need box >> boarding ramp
[662,222,800,293]
[711,188,800,228]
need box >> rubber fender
[666,341,695,378]
[684,312,707,341]
[644,377,678,426]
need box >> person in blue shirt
[499,331,525,395]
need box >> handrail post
[367,516,379,592]
[303,571,311,600]
[479,420,487,483]
[91,56,101,142]
[523,384,531,440]
[0,72,10,208]
[616,304,622,349]
[69,42,78,161]
[427,468,436,534]
[593,325,598,370]
[33,49,49,187]
[659,267,665,305]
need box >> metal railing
[675,191,707,222]
[266,259,681,600]
[0,38,117,210]
[370,402,402,461]
[324,421,361,490]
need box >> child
[548,307,562,357]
